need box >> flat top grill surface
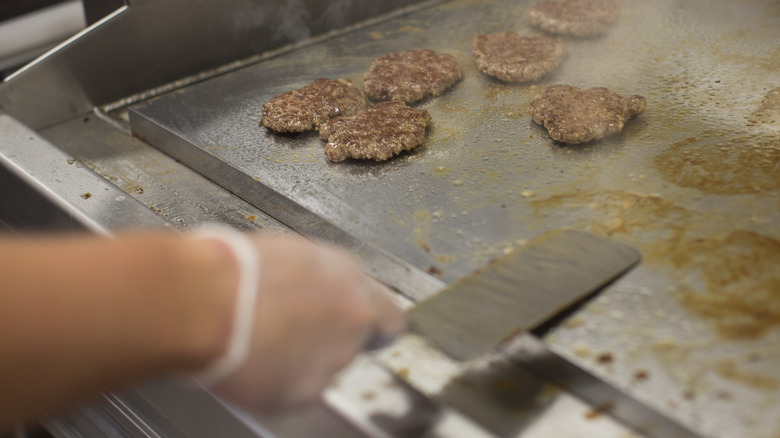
[130,0,780,436]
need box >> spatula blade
[407,230,641,361]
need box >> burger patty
[472,32,566,83]
[529,85,646,144]
[363,49,463,104]
[528,0,620,37]
[261,78,367,133]
[319,101,432,162]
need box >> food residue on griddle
[655,133,780,195]
[533,189,780,341]
[472,32,566,83]
[583,402,614,419]
[673,231,780,340]
[715,360,779,390]
[426,265,443,277]
[529,85,646,144]
[528,0,620,37]
[749,87,780,126]
[363,49,463,104]
[596,352,614,364]
[261,78,367,133]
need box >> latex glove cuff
[193,226,260,385]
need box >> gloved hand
[194,231,405,412]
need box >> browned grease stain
[478,82,540,118]
[649,328,780,392]
[757,87,780,112]
[413,209,432,254]
[750,87,780,125]
[426,265,443,277]
[584,402,614,420]
[428,123,459,144]
[434,98,476,114]
[437,254,457,264]
[671,231,780,340]
[655,133,780,194]
[480,82,511,101]
[531,190,691,238]
[717,44,780,73]
[715,359,779,390]
[532,190,780,341]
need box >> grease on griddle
[531,190,691,239]
[426,265,443,277]
[531,190,780,341]
[655,133,780,195]
[596,352,614,364]
[583,402,614,420]
[648,230,780,341]
[715,360,779,390]
[748,87,780,126]
[673,231,780,340]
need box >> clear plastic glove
[196,232,405,412]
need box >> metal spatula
[330,231,702,438]
[404,229,641,361]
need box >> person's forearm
[0,232,238,430]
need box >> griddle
[126,1,780,437]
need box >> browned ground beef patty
[319,101,432,162]
[363,49,463,104]
[529,85,646,144]
[472,32,566,83]
[528,0,620,37]
[261,78,367,133]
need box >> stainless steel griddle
[2,0,779,437]
[127,1,780,436]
